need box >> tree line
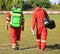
[0,0,60,11]
[0,0,22,11]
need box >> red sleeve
[6,12,11,24]
[7,12,11,18]
[32,12,37,30]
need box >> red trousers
[36,27,47,40]
[10,27,21,44]
[36,27,47,51]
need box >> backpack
[47,19,56,29]
[10,8,22,28]
[43,18,56,29]
[43,9,56,29]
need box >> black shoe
[16,47,19,50]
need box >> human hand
[6,25,8,30]
[31,28,35,36]
[21,26,24,31]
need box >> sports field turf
[0,14,60,54]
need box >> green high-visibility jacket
[10,8,22,28]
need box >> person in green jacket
[6,5,24,50]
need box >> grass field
[0,14,60,54]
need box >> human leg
[36,28,42,49]
[10,27,17,49]
[41,28,47,51]
[16,28,21,49]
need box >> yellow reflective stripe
[36,39,41,41]
[6,17,10,20]
[12,44,16,45]
[5,21,9,23]
[16,41,19,43]
[21,18,24,20]
[12,44,16,48]
[41,40,46,42]
[13,13,21,16]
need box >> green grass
[0,14,60,54]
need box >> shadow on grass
[0,44,60,50]
[46,44,60,50]
[19,44,60,50]
[19,46,37,50]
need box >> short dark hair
[34,4,39,7]
[35,4,39,7]
[13,5,18,8]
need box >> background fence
[0,11,60,14]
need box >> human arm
[5,12,11,30]
[31,12,37,35]
[21,13,25,31]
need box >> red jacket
[32,7,49,30]
[5,12,11,24]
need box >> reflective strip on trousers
[36,39,41,41]
[41,40,46,42]
[16,41,19,43]
[6,17,10,20]
[12,44,16,48]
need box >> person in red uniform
[31,4,49,51]
[5,5,24,50]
